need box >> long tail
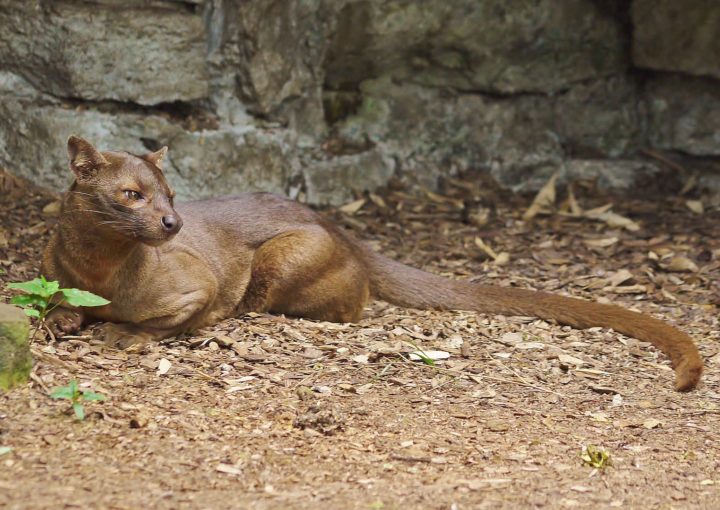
[363,250,703,391]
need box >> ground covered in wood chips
[1,170,719,509]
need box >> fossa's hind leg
[239,226,369,322]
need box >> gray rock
[633,0,720,80]
[554,77,644,158]
[0,0,209,105]
[164,127,297,199]
[336,76,564,190]
[563,160,659,189]
[645,76,720,156]
[325,0,626,94]
[0,0,717,201]
[235,0,341,137]
[0,83,297,200]
[0,93,149,191]
[303,148,396,205]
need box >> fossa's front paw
[93,323,153,350]
[46,308,83,338]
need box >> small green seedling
[7,276,109,339]
[581,444,611,469]
[50,379,106,420]
[404,340,436,366]
[0,446,12,456]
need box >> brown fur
[42,137,704,391]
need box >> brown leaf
[523,172,559,220]
[685,200,704,214]
[339,198,366,215]
[661,256,698,273]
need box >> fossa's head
[65,135,182,245]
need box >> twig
[640,148,688,174]
[29,371,50,394]
[372,362,395,381]
[474,373,563,396]
[43,323,56,343]
[30,347,74,370]
[389,454,433,463]
[487,355,565,398]
[192,368,226,386]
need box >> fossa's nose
[161,214,182,234]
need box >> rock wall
[0,0,718,204]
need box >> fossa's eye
[123,190,143,201]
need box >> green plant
[7,276,109,339]
[404,340,436,366]
[581,445,611,469]
[50,379,106,420]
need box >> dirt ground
[1,169,719,509]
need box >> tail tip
[674,358,704,392]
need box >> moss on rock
[0,303,31,390]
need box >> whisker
[66,208,117,217]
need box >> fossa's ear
[67,135,108,181]
[143,146,169,169]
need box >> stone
[0,0,209,105]
[553,77,644,158]
[645,76,720,156]
[335,76,564,191]
[0,304,31,391]
[633,0,720,80]
[325,0,626,94]
[235,0,340,137]
[0,87,158,191]
[303,148,395,205]
[0,81,299,201]
[163,127,297,200]
[562,160,659,190]
[0,0,717,201]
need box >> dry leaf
[468,207,491,227]
[369,193,387,208]
[685,200,704,214]
[583,203,614,216]
[475,237,509,265]
[474,237,498,259]
[523,172,559,220]
[498,332,523,346]
[42,200,62,217]
[679,174,697,195]
[585,210,640,231]
[567,184,583,216]
[607,269,634,287]
[558,354,587,367]
[584,237,619,248]
[514,342,545,350]
[608,284,647,294]
[494,252,510,266]
[339,198,366,215]
[471,389,497,399]
[661,256,698,273]
[216,463,244,476]
[157,358,172,375]
[643,418,662,429]
[487,420,509,432]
